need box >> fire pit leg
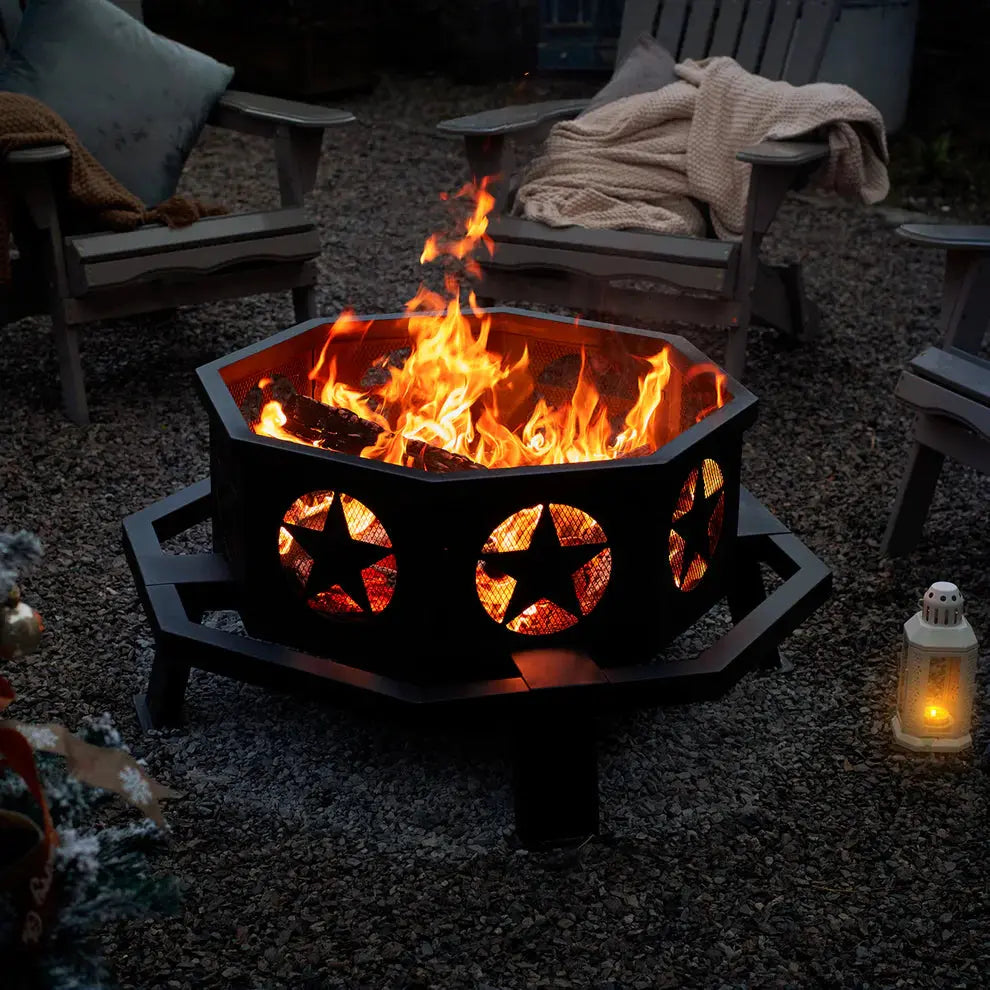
[135,648,191,731]
[726,554,785,673]
[511,707,599,851]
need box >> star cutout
[481,505,607,624]
[671,468,724,587]
[284,495,389,612]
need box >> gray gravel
[2,74,989,989]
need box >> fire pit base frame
[123,478,830,849]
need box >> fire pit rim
[196,309,758,481]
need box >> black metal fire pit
[124,310,831,848]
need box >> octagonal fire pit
[203,306,752,683]
[124,306,829,847]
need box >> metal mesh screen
[228,351,317,424]
[669,458,725,593]
[279,490,396,616]
[476,502,611,636]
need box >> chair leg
[751,262,819,345]
[724,325,748,380]
[881,439,946,557]
[292,285,318,323]
[785,263,821,343]
[51,311,89,425]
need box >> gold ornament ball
[0,597,44,660]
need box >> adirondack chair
[0,2,354,425]
[881,225,990,557]
[437,0,841,379]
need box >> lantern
[892,581,979,753]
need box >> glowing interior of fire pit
[230,179,730,473]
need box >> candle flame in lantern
[921,703,953,731]
[250,177,728,471]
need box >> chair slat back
[681,0,720,55]
[783,0,840,84]
[734,0,776,70]
[709,0,749,58]
[615,0,839,83]
[759,0,802,77]
[655,0,691,54]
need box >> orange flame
[250,178,728,472]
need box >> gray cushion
[0,0,234,207]
[580,34,679,117]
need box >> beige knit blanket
[513,57,889,239]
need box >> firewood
[402,438,487,473]
[538,351,637,398]
[617,444,652,459]
[239,384,264,423]
[271,376,386,453]
[269,375,485,471]
[360,346,412,389]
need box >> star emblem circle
[279,490,397,616]
[668,458,725,592]
[476,502,612,635]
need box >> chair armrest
[3,144,71,165]
[437,99,589,139]
[210,90,355,135]
[909,346,990,404]
[897,224,990,251]
[736,141,830,167]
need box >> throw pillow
[0,0,234,207]
[0,0,23,55]
[580,33,679,117]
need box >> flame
[249,178,728,471]
[922,704,953,729]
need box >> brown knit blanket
[0,92,226,283]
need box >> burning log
[617,444,652,459]
[269,375,485,472]
[538,351,636,398]
[271,376,386,454]
[360,347,412,390]
[239,384,264,423]
[402,438,486,473]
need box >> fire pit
[202,303,748,680]
[123,182,830,847]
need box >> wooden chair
[0,6,354,426]
[437,0,841,379]
[881,225,990,557]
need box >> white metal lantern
[892,581,979,753]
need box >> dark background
[141,0,989,112]
[142,0,990,203]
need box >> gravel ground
[2,74,989,989]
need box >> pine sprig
[0,715,179,990]
[0,530,43,599]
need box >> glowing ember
[249,177,729,471]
